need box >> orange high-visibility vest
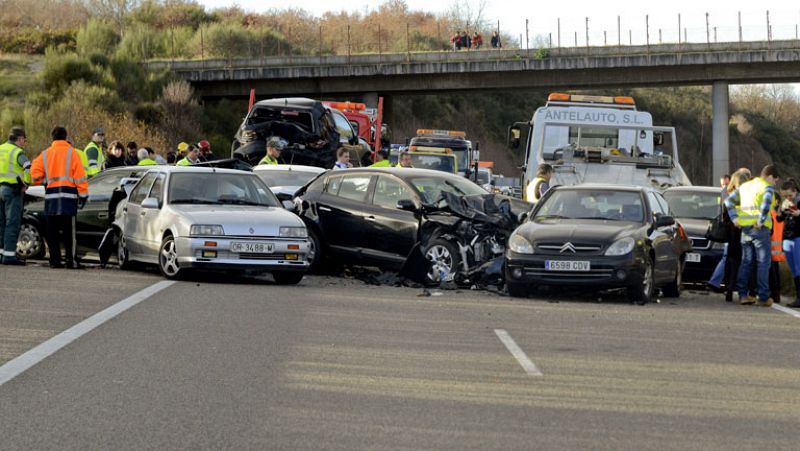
[31,140,88,215]
[771,210,785,262]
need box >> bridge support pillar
[712,81,730,184]
[362,92,379,108]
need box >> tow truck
[508,93,691,199]
[322,99,386,152]
[407,146,458,174]
[409,129,479,178]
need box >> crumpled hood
[174,204,304,237]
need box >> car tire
[628,257,654,305]
[117,230,131,270]
[158,234,184,280]
[16,221,46,260]
[424,238,461,283]
[273,271,304,285]
[662,257,683,298]
[306,227,323,274]
[506,281,532,298]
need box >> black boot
[788,277,800,308]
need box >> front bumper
[505,251,647,288]
[176,236,310,272]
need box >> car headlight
[190,224,224,236]
[508,233,534,254]
[712,241,726,250]
[605,237,635,256]
[280,226,307,238]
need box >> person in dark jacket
[722,170,751,302]
[124,141,139,166]
[779,179,800,307]
[103,141,127,169]
[491,31,501,48]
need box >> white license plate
[686,253,701,263]
[545,260,591,271]
[230,242,274,253]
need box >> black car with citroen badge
[505,184,692,304]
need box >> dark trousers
[770,261,782,302]
[45,215,76,266]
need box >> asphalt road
[1,264,799,450]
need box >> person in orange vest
[769,207,785,303]
[30,126,89,269]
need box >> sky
[197,0,800,46]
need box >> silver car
[116,167,310,283]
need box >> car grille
[523,268,615,279]
[689,236,711,250]
[238,253,285,260]
[536,242,603,255]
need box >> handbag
[705,212,731,243]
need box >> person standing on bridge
[491,31,501,49]
[30,126,89,269]
[473,32,483,49]
[0,127,31,265]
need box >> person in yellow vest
[724,164,780,307]
[525,163,553,203]
[258,137,286,165]
[176,144,200,166]
[368,149,391,167]
[395,151,413,168]
[0,127,31,265]
[136,148,158,166]
[82,128,106,178]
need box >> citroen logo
[249,227,255,234]
[560,242,577,253]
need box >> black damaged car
[662,186,725,282]
[294,167,529,282]
[505,184,692,304]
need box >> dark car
[17,166,150,261]
[505,184,692,304]
[295,167,528,282]
[663,186,725,282]
[231,97,367,168]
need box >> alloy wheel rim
[426,245,454,282]
[643,261,653,297]
[160,239,179,276]
[16,224,41,258]
[117,233,126,263]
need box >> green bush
[199,22,252,60]
[76,18,120,56]
[0,28,77,54]
[116,23,166,60]
[41,49,101,94]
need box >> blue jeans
[708,243,728,287]
[737,226,771,300]
[0,184,23,263]
[783,238,800,277]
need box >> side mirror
[281,200,294,210]
[275,192,293,203]
[141,197,160,209]
[508,126,521,149]
[396,199,418,212]
[517,211,529,223]
[349,120,360,136]
[655,214,675,227]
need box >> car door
[75,170,138,250]
[361,174,421,265]
[139,172,166,256]
[647,191,677,283]
[123,172,158,258]
[316,173,374,259]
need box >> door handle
[365,215,376,221]
[98,212,108,219]
[319,206,332,212]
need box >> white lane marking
[494,329,543,376]
[0,281,174,387]
[772,304,800,319]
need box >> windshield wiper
[536,214,569,219]
[217,199,269,206]
[170,199,220,204]
[575,216,617,220]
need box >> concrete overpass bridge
[148,40,800,181]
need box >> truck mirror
[349,120,360,136]
[508,126,521,149]
[475,142,480,151]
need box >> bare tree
[84,0,141,35]
[445,0,489,32]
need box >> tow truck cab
[409,129,478,177]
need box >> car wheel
[627,257,654,305]
[506,281,532,298]
[306,227,323,274]
[273,271,304,285]
[16,221,45,260]
[424,239,461,283]
[158,234,183,279]
[117,230,131,270]
[662,257,683,298]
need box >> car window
[169,173,279,206]
[148,173,165,204]
[409,154,457,174]
[129,172,158,205]
[373,175,415,209]
[647,192,665,216]
[336,175,372,203]
[407,175,486,204]
[325,175,342,195]
[663,191,719,219]
[256,170,321,188]
[331,110,354,140]
[536,189,644,222]
[87,172,124,201]
[655,193,671,216]
[246,107,313,132]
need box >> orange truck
[323,98,385,152]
